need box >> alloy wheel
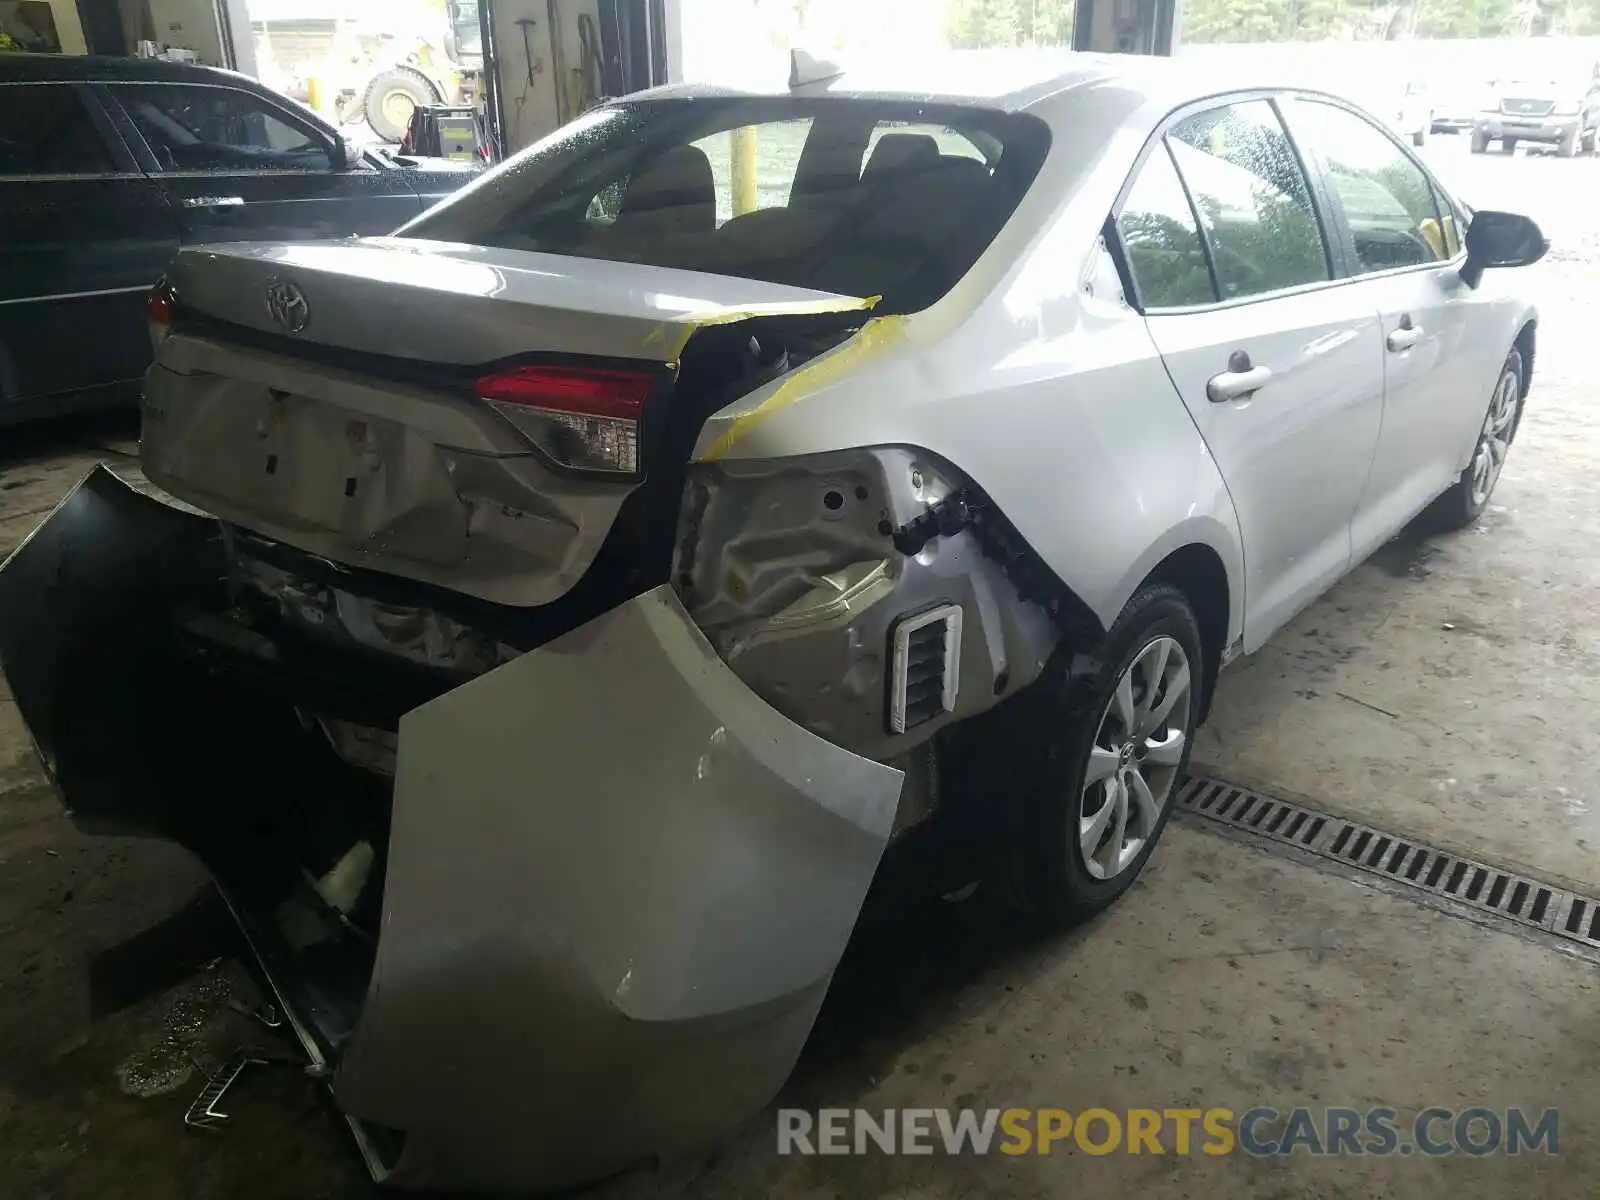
[1079,636,1194,880]
[1470,367,1519,508]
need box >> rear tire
[1413,127,1427,147]
[1424,347,1524,532]
[988,584,1204,926]
[364,68,438,142]
[1470,129,1489,153]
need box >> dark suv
[0,54,479,424]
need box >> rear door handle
[182,195,245,209]
[1207,351,1273,403]
[1387,313,1422,352]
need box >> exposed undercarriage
[0,306,1103,1192]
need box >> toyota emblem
[264,278,310,334]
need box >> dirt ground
[3,136,1600,1199]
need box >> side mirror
[1460,210,1548,288]
[329,135,363,170]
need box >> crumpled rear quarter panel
[337,585,905,1191]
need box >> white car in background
[1429,78,1485,134]
[1392,79,1434,145]
[0,52,1548,1194]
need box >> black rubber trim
[890,483,1106,643]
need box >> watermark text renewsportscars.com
[777,1107,1559,1157]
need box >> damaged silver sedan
[0,54,1543,1193]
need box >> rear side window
[1116,142,1216,309]
[1167,100,1330,300]
[398,98,1050,314]
[112,84,332,172]
[0,84,115,176]
[1287,100,1450,273]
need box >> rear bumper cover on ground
[0,467,906,1193]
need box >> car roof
[0,52,260,87]
[630,49,1255,115]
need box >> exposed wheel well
[1142,544,1230,723]
[1513,320,1537,398]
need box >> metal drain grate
[1176,775,1600,949]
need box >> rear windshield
[398,98,1051,314]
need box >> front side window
[399,98,1050,314]
[1289,100,1448,273]
[1433,185,1466,257]
[1116,142,1215,309]
[1168,100,1330,300]
[111,84,332,173]
[0,84,115,176]
[447,0,482,57]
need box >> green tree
[947,0,1025,47]
[1019,0,1076,43]
[1185,0,1291,42]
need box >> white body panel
[1143,290,1384,653]
[688,71,1537,663]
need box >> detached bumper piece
[0,466,228,835]
[0,468,906,1194]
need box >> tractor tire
[364,67,439,143]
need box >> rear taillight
[476,364,657,475]
[147,279,178,347]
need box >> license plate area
[144,372,471,564]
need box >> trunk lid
[161,237,870,365]
[143,239,872,610]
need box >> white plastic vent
[889,604,962,734]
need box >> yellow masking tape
[645,294,882,361]
[700,314,909,461]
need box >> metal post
[731,125,758,215]
[480,0,507,159]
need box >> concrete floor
[3,137,1600,1198]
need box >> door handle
[1207,350,1273,403]
[1387,313,1422,352]
[181,195,245,209]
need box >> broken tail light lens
[476,364,656,475]
[146,278,178,347]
